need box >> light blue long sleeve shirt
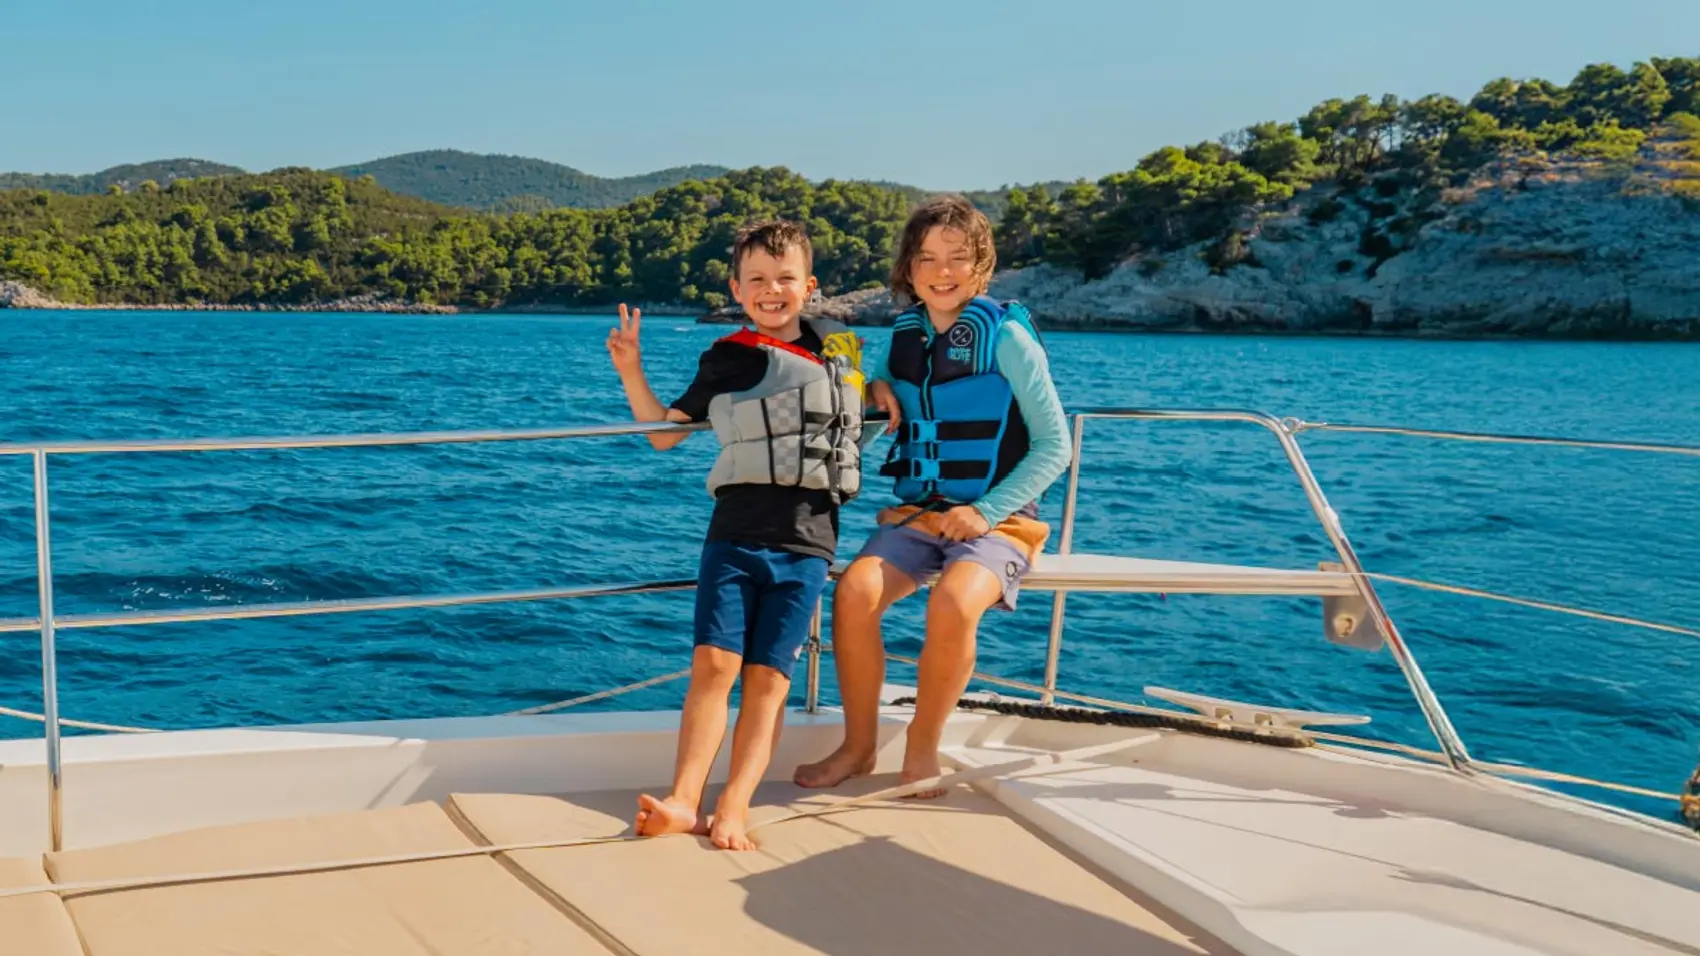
[973,323,1070,526]
[867,322,1071,527]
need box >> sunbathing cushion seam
[442,798,634,956]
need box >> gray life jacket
[704,318,866,503]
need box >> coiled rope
[888,695,1311,748]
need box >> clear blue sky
[3,0,1695,189]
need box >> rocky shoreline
[1,281,710,320]
[699,288,900,327]
[0,283,459,314]
[9,149,1700,340]
[708,148,1700,341]
[977,159,1700,341]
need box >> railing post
[1041,414,1087,706]
[803,595,823,714]
[1264,420,1475,773]
[32,450,64,852]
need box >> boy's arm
[970,323,1071,528]
[616,366,694,451]
[607,304,693,451]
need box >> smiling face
[889,195,996,327]
[909,226,979,321]
[730,243,817,338]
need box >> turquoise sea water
[2,310,1697,820]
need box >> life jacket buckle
[903,420,940,443]
[907,459,941,481]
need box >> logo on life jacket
[946,322,975,364]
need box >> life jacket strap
[898,419,1003,443]
[878,459,992,481]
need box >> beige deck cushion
[448,777,1219,956]
[45,801,611,956]
[0,855,83,956]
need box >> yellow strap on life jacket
[820,330,866,391]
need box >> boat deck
[3,773,1227,956]
[5,712,1700,955]
[952,737,1700,956]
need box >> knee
[691,646,743,687]
[927,580,992,632]
[739,664,791,701]
[833,560,885,619]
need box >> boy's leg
[636,542,751,837]
[904,532,1034,798]
[710,663,791,850]
[794,526,939,789]
[712,551,827,849]
[637,644,744,835]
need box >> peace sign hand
[607,304,643,374]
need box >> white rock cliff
[987,157,1700,339]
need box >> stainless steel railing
[0,419,712,851]
[1286,419,1700,457]
[1040,411,1700,773]
[29,451,62,856]
[1042,409,1473,771]
[7,410,1696,850]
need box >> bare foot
[634,793,708,837]
[709,810,756,851]
[793,745,875,789]
[899,751,948,800]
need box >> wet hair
[889,195,996,306]
[731,219,813,279]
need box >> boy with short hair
[606,219,866,850]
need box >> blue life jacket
[878,296,1043,517]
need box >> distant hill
[327,150,731,210]
[0,159,246,195]
[0,166,910,310]
[872,180,1075,222]
[0,151,733,210]
[0,149,1060,219]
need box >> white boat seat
[835,552,1359,597]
